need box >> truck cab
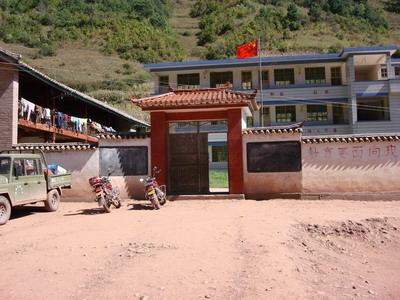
[0,150,72,225]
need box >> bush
[39,43,57,56]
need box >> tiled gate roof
[134,88,258,111]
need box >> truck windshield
[0,158,11,175]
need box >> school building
[144,45,400,136]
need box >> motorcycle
[89,170,121,213]
[140,166,167,210]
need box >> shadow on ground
[11,205,48,220]
[63,207,107,216]
[128,203,155,210]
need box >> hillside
[0,0,399,121]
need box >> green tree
[308,3,323,22]
[385,0,400,13]
[287,4,300,31]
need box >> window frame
[305,67,326,85]
[275,105,296,123]
[260,70,269,88]
[241,71,252,90]
[381,66,388,79]
[0,158,11,175]
[274,68,295,86]
[158,75,169,94]
[395,67,400,77]
[357,97,390,122]
[177,73,200,89]
[210,71,233,88]
[211,145,228,163]
[331,66,342,86]
[306,104,329,122]
[13,159,26,177]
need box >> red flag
[236,40,258,59]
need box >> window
[333,104,346,124]
[0,158,10,175]
[357,97,390,121]
[331,67,342,86]
[210,72,233,88]
[275,106,296,123]
[395,67,400,77]
[241,71,252,90]
[212,146,228,162]
[274,69,295,86]
[158,76,169,94]
[246,116,253,127]
[261,70,269,88]
[177,73,200,89]
[13,159,25,177]
[381,66,388,79]
[100,147,148,176]
[305,67,326,85]
[306,105,328,122]
[24,159,39,176]
[261,107,271,126]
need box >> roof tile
[134,88,258,111]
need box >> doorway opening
[168,120,229,195]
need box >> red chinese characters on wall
[307,144,398,160]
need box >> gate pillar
[228,109,244,194]
[150,111,167,186]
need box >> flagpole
[258,36,264,127]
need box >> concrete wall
[242,132,302,198]
[243,132,400,198]
[0,65,18,149]
[46,138,151,202]
[99,138,151,200]
[302,140,400,193]
[46,150,100,201]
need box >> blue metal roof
[340,45,398,56]
[145,46,399,72]
[145,53,340,70]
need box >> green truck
[0,150,72,225]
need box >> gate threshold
[167,194,245,201]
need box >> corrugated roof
[134,88,258,111]
[0,47,149,127]
[14,143,96,152]
[97,132,150,139]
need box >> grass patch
[209,169,228,188]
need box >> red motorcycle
[140,166,167,210]
[89,170,121,213]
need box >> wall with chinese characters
[302,141,400,193]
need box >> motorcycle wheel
[150,194,160,210]
[113,197,122,209]
[159,196,167,206]
[102,197,112,213]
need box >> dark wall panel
[100,146,148,176]
[247,141,302,173]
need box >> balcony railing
[352,80,390,97]
[248,85,348,103]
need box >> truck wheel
[45,190,60,212]
[0,196,11,225]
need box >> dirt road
[1,200,400,300]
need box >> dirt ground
[1,199,400,300]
